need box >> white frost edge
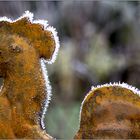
[90,82,140,96]
[0,10,60,64]
[78,82,140,126]
[0,11,33,23]
[40,59,52,130]
[45,26,60,64]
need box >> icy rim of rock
[91,82,140,96]
[40,59,52,130]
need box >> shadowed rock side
[0,13,58,139]
[74,84,140,139]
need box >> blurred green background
[0,1,140,138]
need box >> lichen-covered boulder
[0,11,59,139]
[75,83,140,139]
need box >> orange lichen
[0,12,59,139]
[75,83,140,139]
[0,17,55,60]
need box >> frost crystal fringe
[91,82,140,96]
[46,26,60,64]
[40,59,52,130]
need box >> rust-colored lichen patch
[75,84,140,139]
[0,11,59,139]
[0,17,55,60]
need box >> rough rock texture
[0,13,57,139]
[75,85,140,139]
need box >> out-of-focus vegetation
[0,1,140,138]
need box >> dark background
[0,1,140,138]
